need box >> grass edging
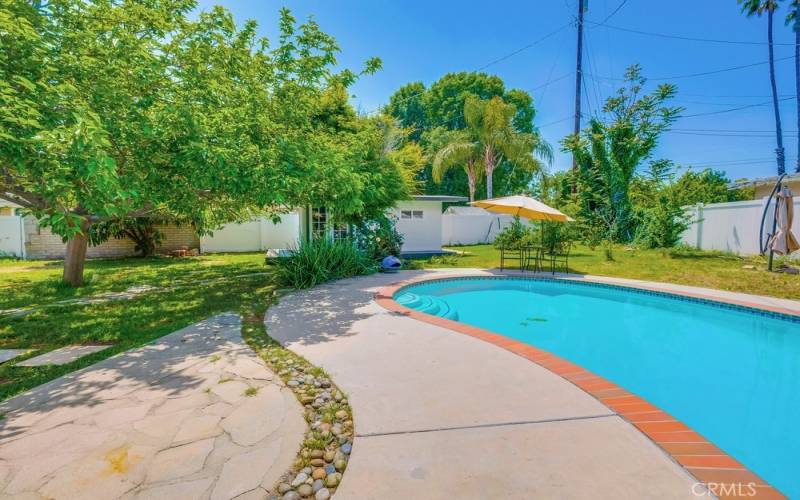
[241,293,353,499]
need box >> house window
[412,210,423,219]
[311,207,327,239]
[400,210,423,220]
[333,223,349,241]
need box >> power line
[368,22,572,116]
[585,20,796,46]
[586,55,794,82]
[474,22,573,72]
[682,96,797,118]
[593,0,629,26]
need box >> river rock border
[245,328,353,500]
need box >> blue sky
[196,0,800,180]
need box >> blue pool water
[395,277,800,496]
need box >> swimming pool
[394,277,800,496]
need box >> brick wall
[23,217,200,260]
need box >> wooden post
[571,0,586,192]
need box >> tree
[740,0,786,175]
[562,65,682,242]
[430,129,484,202]
[463,95,552,199]
[385,72,546,200]
[1,1,387,285]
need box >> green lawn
[1,245,797,402]
[414,244,800,300]
[0,253,273,401]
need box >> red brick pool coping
[375,274,790,500]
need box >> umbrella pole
[768,179,783,272]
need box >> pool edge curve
[375,273,790,500]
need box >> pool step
[395,293,459,321]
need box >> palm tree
[740,0,786,175]
[463,95,553,199]
[431,130,484,202]
[786,0,800,172]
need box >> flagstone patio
[0,313,305,499]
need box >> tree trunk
[796,4,800,173]
[467,177,475,202]
[484,146,495,199]
[63,219,90,286]
[768,8,786,176]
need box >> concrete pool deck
[265,269,797,499]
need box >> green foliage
[0,1,406,283]
[634,191,692,249]
[493,217,536,249]
[273,239,376,289]
[561,65,682,243]
[91,218,168,257]
[353,215,404,260]
[669,169,753,206]
[386,72,546,200]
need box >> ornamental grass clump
[273,239,377,289]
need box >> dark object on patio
[500,244,525,271]
[547,241,571,274]
[381,255,402,273]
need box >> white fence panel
[0,216,24,257]
[680,198,800,255]
[200,214,300,253]
[442,213,515,246]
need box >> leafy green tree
[463,95,551,199]
[0,1,389,285]
[562,65,682,242]
[740,0,786,175]
[385,72,545,200]
[669,169,752,206]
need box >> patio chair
[522,245,544,272]
[548,241,571,275]
[500,243,525,271]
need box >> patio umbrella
[769,186,800,255]
[471,195,574,222]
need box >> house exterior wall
[23,217,199,259]
[754,178,800,199]
[390,200,443,253]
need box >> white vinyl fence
[680,198,800,255]
[0,216,24,258]
[442,209,515,246]
[200,214,300,253]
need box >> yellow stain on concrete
[104,444,140,476]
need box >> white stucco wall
[200,213,300,253]
[390,200,443,253]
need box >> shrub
[634,192,691,249]
[494,217,535,249]
[273,238,377,289]
[353,215,404,260]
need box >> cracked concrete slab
[0,313,305,499]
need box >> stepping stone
[0,349,27,364]
[16,345,111,367]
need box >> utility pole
[572,0,586,190]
